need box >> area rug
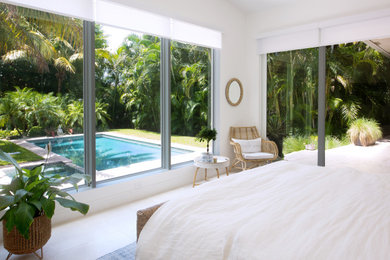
[97,242,136,260]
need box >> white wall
[247,0,390,36]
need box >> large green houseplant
[0,146,89,256]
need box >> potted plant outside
[267,114,286,158]
[196,127,217,162]
[0,146,90,259]
[347,118,382,146]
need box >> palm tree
[0,3,83,92]
[52,38,82,94]
[96,47,127,119]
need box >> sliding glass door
[324,42,390,172]
[267,48,318,165]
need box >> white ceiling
[367,38,390,58]
[226,0,304,13]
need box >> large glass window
[0,3,85,185]
[0,3,215,187]
[170,41,212,164]
[267,48,318,164]
[94,25,161,181]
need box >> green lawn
[108,129,206,148]
[0,140,43,166]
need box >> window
[0,3,86,185]
[170,41,212,165]
[0,3,215,187]
[94,25,162,181]
[267,48,318,163]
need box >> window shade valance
[2,0,222,49]
[256,9,390,54]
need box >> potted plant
[347,118,382,146]
[267,114,286,158]
[0,146,90,259]
[196,127,217,162]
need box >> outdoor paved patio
[285,138,390,173]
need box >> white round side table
[193,156,230,187]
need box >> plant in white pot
[196,127,217,162]
[0,147,90,259]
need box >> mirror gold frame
[225,78,243,106]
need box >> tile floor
[0,184,197,260]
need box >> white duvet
[136,161,390,260]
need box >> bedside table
[193,156,230,187]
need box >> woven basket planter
[3,214,51,256]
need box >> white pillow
[232,138,262,153]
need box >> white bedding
[136,161,390,260]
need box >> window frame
[83,23,216,187]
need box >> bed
[136,160,390,259]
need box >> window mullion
[160,38,171,169]
[211,49,220,154]
[83,20,96,187]
[318,46,326,167]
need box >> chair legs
[230,158,248,171]
[231,158,272,171]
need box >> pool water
[27,162,82,176]
[30,135,191,171]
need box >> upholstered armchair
[230,126,278,170]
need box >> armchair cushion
[231,138,262,153]
[242,152,274,160]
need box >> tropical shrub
[0,88,110,137]
[283,135,349,154]
[347,118,382,146]
[65,100,111,131]
[283,136,311,154]
[0,129,19,139]
[28,126,45,137]
[325,135,349,150]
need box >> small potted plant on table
[0,147,90,260]
[196,127,217,162]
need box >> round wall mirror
[225,78,243,106]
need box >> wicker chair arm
[261,140,279,159]
[230,141,242,154]
[137,202,165,241]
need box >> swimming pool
[29,135,191,171]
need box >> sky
[101,25,142,53]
